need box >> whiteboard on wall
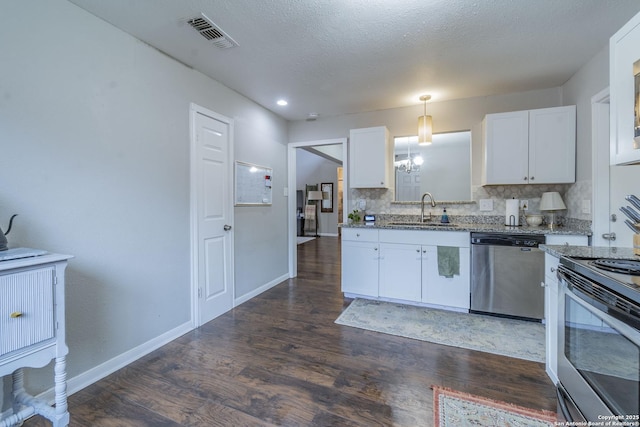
[234,161,273,206]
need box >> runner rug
[432,386,557,427]
[335,299,545,362]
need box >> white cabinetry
[545,234,589,247]
[482,106,576,185]
[421,245,470,309]
[379,243,421,301]
[610,11,640,165]
[0,253,72,427]
[543,253,560,384]
[376,230,470,310]
[348,126,392,188]
[341,228,379,297]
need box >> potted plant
[348,209,361,224]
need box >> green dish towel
[437,246,460,278]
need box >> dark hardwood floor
[25,236,556,426]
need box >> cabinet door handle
[530,176,535,181]
[10,311,23,318]
[524,177,528,181]
[550,267,556,273]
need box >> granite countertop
[540,244,638,259]
[340,221,591,236]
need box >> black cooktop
[560,257,640,305]
[590,258,640,275]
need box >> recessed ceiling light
[277,99,288,106]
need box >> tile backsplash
[349,181,592,224]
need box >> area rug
[432,386,557,426]
[297,236,315,245]
[335,299,545,362]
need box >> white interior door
[191,104,234,326]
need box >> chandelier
[397,139,423,173]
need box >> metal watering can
[0,214,18,251]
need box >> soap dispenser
[440,208,450,224]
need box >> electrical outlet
[582,199,591,214]
[479,199,493,211]
[520,200,529,211]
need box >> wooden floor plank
[22,235,557,426]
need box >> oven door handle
[556,266,572,284]
[556,385,576,422]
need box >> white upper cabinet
[482,110,529,185]
[482,106,576,185]
[349,126,392,188]
[610,11,640,165]
[528,106,577,183]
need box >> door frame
[591,88,610,247]
[189,102,235,327]
[287,138,347,278]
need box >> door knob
[224,224,232,231]
[602,232,616,241]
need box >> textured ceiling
[68,0,640,121]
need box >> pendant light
[418,95,433,145]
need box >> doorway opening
[287,138,347,278]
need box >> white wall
[1,0,288,399]
[562,45,610,183]
[561,44,609,220]
[296,150,340,236]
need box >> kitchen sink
[387,222,458,227]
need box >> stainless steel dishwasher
[470,232,545,321]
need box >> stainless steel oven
[556,258,640,423]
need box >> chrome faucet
[421,192,437,222]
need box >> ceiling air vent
[187,13,238,49]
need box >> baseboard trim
[34,321,194,404]
[235,273,289,306]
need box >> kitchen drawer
[545,234,589,246]
[0,266,55,357]
[342,228,379,242]
[379,229,469,247]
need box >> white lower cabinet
[379,243,421,301]
[341,229,379,297]
[543,253,560,384]
[345,229,470,311]
[421,245,470,310]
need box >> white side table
[0,252,72,427]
